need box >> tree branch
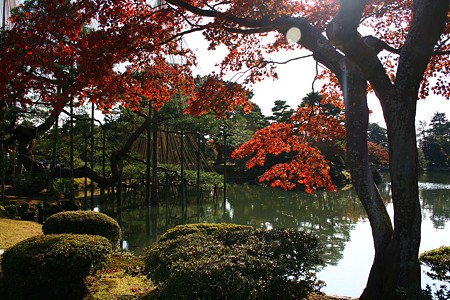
[325,0,394,112]
[395,0,448,96]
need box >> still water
[99,173,450,297]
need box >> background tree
[366,123,389,169]
[233,90,346,192]
[266,100,295,123]
[0,0,198,190]
[420,112,450,169]
[301,92,348,185]
[367,123,387,147]
[428,112,450,137]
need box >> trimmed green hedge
[144,224,324,300]
[158,223,253,242]
[420,246,450,282]
[42,210,122,249]
[0,234,112,299]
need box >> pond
[98,172,450,298]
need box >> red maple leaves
[0,0,196,112]
[232,97,346,192]
[184,75,253,118]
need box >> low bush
[42,210,122,249]
[420,246,450,282]
[158,223,253,242]
[144,224,324,300]
[420,246,450,300]
[0,234,112,300]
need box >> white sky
[187,32,450,129]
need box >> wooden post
[83,134,88,210]
[117,158,123,250]
[1,144,5,202]
[223,132,227,204]
[90,103,95,210]
[10,143,15,187]
[151,124,158,205]
[196,133,201,205]
[69,98,74,202]
[165,130,169,163]
[145,104,152,207]
[51,116,58,193]
[100,123,106,203]
[180,131,186,214]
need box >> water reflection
[100,184,370,265]
[419,174,450,230]
[98,172,450,296]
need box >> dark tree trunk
[323,1,448,298]
[359,95,421,300]
[339,64,394,299]
[378,92,422,299]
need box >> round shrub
[158,223,253,242]
[42,210,122,249]
[144,225,324,300]
[420,246,450,282]
[0,234,112,300]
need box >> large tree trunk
[340,68,394,299]
[337,59,421,300]
[324,1,447,298]
[359,95,421,300]
[377,92,422,299]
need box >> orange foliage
[361,0,449,99]
[2,0,447,113]
[184,75,253,118]
[232,122,337,193]
[0,0,195,112]
[368,142,389,166]
[232,98,345,192]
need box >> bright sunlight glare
[286,27,301,43]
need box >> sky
[187,32,450,129]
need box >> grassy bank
[0,219,42,249]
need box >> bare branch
[264,54,314,65]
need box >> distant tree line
[418,112,450,170]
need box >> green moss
[87,253,155,299]
[42,210,122,249]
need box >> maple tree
[0,0,191,188]
[0,0,449,298]
[367,141,389,167]
[0,0,248,190]
[154,1,447,298]
[232,91,346,193]
[367,123,389,167]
